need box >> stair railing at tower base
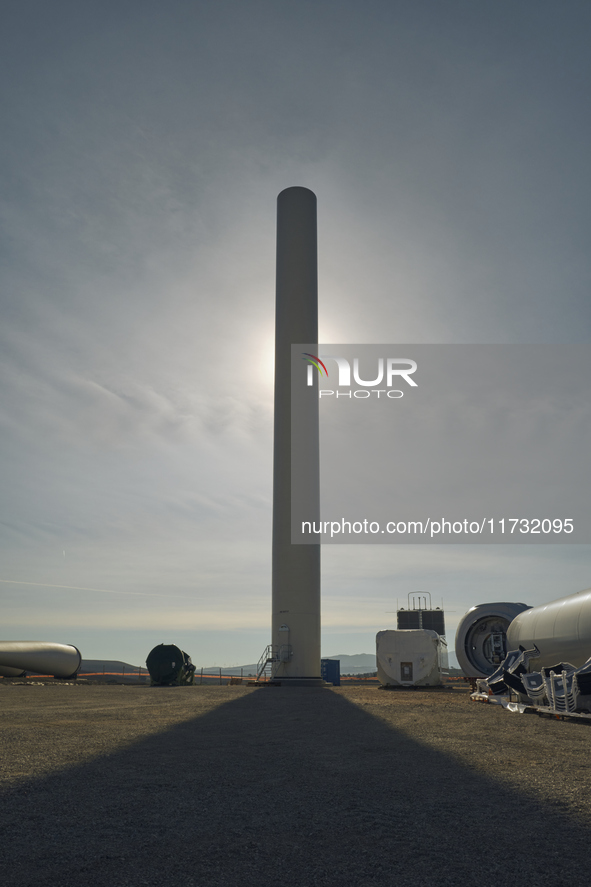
[256,645,279,682]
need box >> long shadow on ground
[2,687,588,887]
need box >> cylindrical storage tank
[507,587,591,669]
[455,603,531,677]
[0,641,82,678]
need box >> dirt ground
[1,681,590,887]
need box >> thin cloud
[0,578,177,597]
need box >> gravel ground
[1,681,590,887]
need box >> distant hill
[323,654,376,673]
[196,654,378,677]
[81,653,463,679]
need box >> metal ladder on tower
[255,644,279,682]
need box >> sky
[2,0,591,669]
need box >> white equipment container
[376,629,449,687]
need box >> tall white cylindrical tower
[272,187,322,685]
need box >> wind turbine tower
[271,186,322,686]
